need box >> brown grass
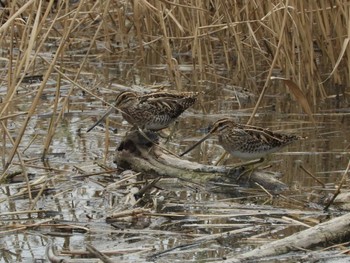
[0,0,348,178]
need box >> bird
[180,118,305,162]
[87,91,199,132]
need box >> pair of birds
[87,91,303,161]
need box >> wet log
[223,212,350,262]
[114,130,288,194]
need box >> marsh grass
[1,1,348,162]
[0,1,350,262]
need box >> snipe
[180,118,305,161]
[87,91,199,132]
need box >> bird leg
[136,127,180,158]
[214,151,229,166]
[235,157,265,181]
[164,120,179,144]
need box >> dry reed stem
[0,0,35,34]
[42,0,112,158]
[2,0,85,169]
[103,116,110,164]
[324,158,350,211]
[0,122,29,189]
[156,1,180,89]
[11,162,67,172]
[247,0,289,125]
[299,163,325,187]
[149,226,257,259]
[85,244,114,263]
[28,178,48,210]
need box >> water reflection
[1,71,349,262]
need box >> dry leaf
[271,77,316,125]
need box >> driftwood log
[223,212,350,262]
[114,130,288,194]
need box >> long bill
[86,107,114,132]
[179,132,214,157]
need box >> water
[1,41,349,263]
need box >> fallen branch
[114,130,288,193]
[223,212,350,262]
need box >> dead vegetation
[0,1,350,262]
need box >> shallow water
[1,23,350,262]
[1,73,349,262]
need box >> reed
[0,0,349,174]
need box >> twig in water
[324,159,350,211]
[299,163,325,187]
[86,243,114,263]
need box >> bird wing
[233,123,286,143]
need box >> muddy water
[1,61,349,262]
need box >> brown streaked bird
[87,91,199,132]
[180,118,305,160]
